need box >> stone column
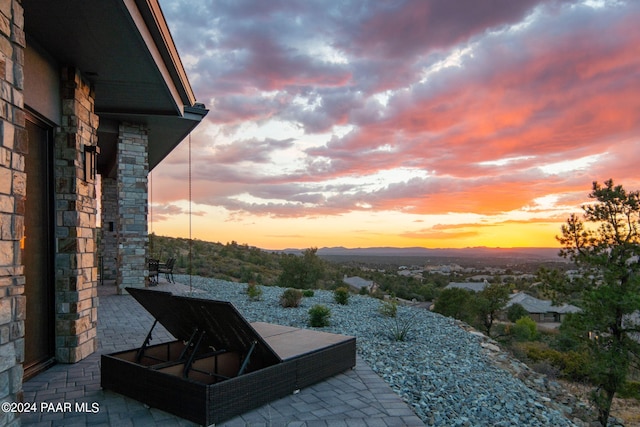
[115,123,149,294]
[0,1,26,425]
[54,67,98,363]
[99,177,117,282]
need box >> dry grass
[559,380,640,427]
[611,398,640,427]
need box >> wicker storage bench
[100,288,356,426]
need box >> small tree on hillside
[546,179,640,426]
[474,283,511,336]
[277,248,325,289]
[433,287,474,323]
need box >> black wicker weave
[101,288,356,426]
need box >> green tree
[433,287,474,323]
[474,283,511,336]
[554,312,587,352]
[512,316,538,341]
[506,303,529,323]
[549,179,640,426]
[277,248,325,289]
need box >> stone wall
[115,123,149,293]
[99,177,117,281]
[54,67,98,363]
[0,0,26,425]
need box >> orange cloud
[151,0,640,249]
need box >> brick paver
[22,280,424,426]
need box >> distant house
[426,264,464,274]
[445,281,489,292]
[468,275,494,282]
[343,276,377,293]
[398,268,424,279]
[506,292,581,323]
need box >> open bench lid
[126,288,281,365]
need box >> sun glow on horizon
[149,202,566,250]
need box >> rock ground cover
[175,275,603,426]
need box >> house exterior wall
[2,1,198,423]
[99,177,117,281]
[115,123,149,293]
[0,0,25,425]
[23,41,59,125]
[53,67,98,363]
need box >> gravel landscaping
[173,275,577,427]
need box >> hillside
[149,235,566,300]
[148,235,639,426]
[149,235,284,285]
[167,274,592,426]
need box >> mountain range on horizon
[277,246,563,260]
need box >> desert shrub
[561,350,590,381]
[507,303,529,323]
[280,288,303,308]
[334,287,350,305]
[618,381,640,400]
[512,316,538,341]
[517,341,589,381]
[302,289,315,298]
[379,298,398,318]
[246,282,262,301]
[387,311,417,341]
[308,304,331,327]
[519,341,554,361]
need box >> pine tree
[550,180,640,426]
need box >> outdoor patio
[22,279,424,426]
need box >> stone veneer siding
[54,67,98,363]
[99,177,117,282]
[115,123,149,293]
[0,0,25,426]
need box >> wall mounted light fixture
[83,144,100,182]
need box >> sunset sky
[149,0,640,250]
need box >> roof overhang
[24,0,208,174]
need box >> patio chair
[148,259,159,286]
[158,257,175,283]
[102,288,356,426]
